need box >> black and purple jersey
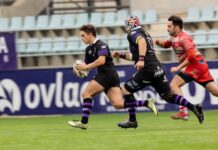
[127,27,159,65]
[84,39,115,72]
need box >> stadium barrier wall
[0,62,218,115]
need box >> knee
[170,82,178,90]
[112,100,124,109]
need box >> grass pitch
[0,111,218,150]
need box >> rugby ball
[72,59,89,78]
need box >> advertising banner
[0,62,218,115]
[0,32,17,71]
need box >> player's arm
[155,39,172,48]
[77,56,105,71]
[112,51,133,61]
[135,37,146,70]
[170,58,189,73]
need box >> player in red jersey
[155,15,218,120]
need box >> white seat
[0,18,9,31]
[107,35,121,50]
[10,16,23,31]
[52,37,65,52]
[120,34,128,49]
[89,12,103,27]
[36,15,49,29]
[75,13,88,28]
[66,36,80,52]
[102,12,116,27]
[49,15,62,29]
[145,9,157,24]
[115,9,129,26]
[62,14,76,28]
[193,30,207,45]
[17,38,26,53]
[207,29,218,44]
[186,6,200,21]
[200,6,215,20]
[39,38,52,53]
[26,38,39,53]
[23,16,36,30]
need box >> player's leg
[205,81,218,97]
[170,74,189,120]
[153,75,204,124]
[68,80,104,129]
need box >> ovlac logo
[0,79,21,113]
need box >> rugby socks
[81,98,93,124]
[124,94,137,122]
[168,94,195,111]
[136,100,149,107]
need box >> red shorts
[184,59,214,83]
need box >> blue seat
[49,15,62,29]
[145,9,157,24]
[186,6,200,21]
[36,15,49,29]
[200,6,215,20]
[0,18,9,31]
[23,16,36,30]
[10,16,23,31]
[62,14,76,28]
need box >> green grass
[0,111,218,150]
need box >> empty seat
[17,38,26,53]
[74,13,88,28]
[39,38,52,53]
[207,29,218,44]
[66,36,80,52]
[26,38,39,53]
[131,10,145,24]
[36,15,49,29]
[193,30,207,45]
[10,16,23,31]
[52,37,65,52]
[145,9,157,23]
[200,6,215,20]
[102,12,116,27]
[23,16,36,30]
[107,35,121,50]
[89,12,103,27]
[186,6,200,21]
[114,9,129,26]
[0,18,9,31]
[49,15,62,29]
[62,14,76,28]
[120,34,128,49]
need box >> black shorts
[93,69,120,93]
[177,71,214,87]
[124,66,172,97]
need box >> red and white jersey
[168,31,201,62]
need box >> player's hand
[76,63,88,71]
[135,60,144,71]
[170,66,180,73]
[112,51,120,58]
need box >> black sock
[81,98,92,124]
[124,94,136,122]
